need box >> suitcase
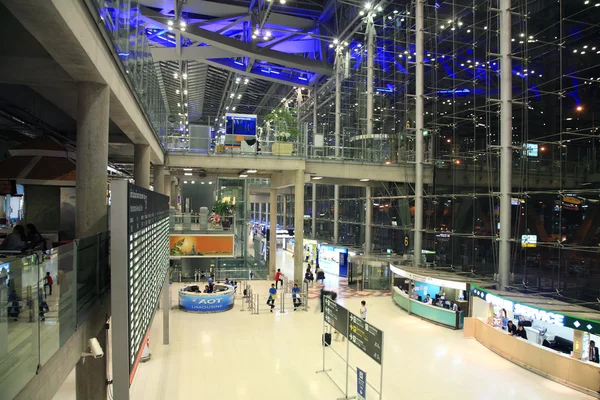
[322,333,332,346]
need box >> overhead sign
[348,312,383,364]
[389,264,467,290]
[521,234,537,248]
[357,368,366,400]
[324,296,349,338]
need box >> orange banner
[169,234,234,258]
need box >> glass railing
[0,232,109,399]
[86,0,168,149]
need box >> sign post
[357,368,366,400]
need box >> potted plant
[211,199,233,229]
[265,107,299,156]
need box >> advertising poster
[169,234,234,258]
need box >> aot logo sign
[514,304,565,326]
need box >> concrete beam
[141,6,332,76]
[167,154,306,171]
[0,56,74,87]
[3,0,164,165]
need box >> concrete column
[293,170,305,283]
[164,175,171,199]
[153,165,165,194]
[365,186,372,255]
[269,188,277,279]
[76,323,107,400]
[499,0,513,289]
[76,82,109,239]
[311,183,316,238]
[313,83,318,158]
[259,202,263,224]
[414,0,424,268]
[282,195,287,228]
[134,144,150,189]
[170,180,177,207]
[75,82,109,400]
[334,51,342,158]
[333,185,339,244]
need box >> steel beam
[141,6,333,76]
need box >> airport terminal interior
[1,0,600,399]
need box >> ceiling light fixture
[360,178,370,182]
[312,176,323,180]
[183,168,193,171]
[247,169,257,173]
[184,172,193,176]
[239,174,248,178]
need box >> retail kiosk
[466,286,600,396]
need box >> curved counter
[465,317,600,397]
[179,283,235,313]
[392,287,464,329]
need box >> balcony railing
[0,232,110,399]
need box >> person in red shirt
[274,269,284,289]
[44,272,53,296]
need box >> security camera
[81,338,104,361]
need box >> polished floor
[53,249,595,399]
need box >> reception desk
[179,284,235,313]
[465,317,600,397]
[393,287,464,329]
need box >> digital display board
[111,180,170,392]
[127,184,169,372]
[324,296,349,338]
[348,312,383,364]
[523,143,538,157]
[225,113,257,136]
[521,234,537,248]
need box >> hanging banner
[169,234,235,258]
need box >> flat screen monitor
[225,113,257,136]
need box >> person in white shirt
[360,301,367,320]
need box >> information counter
[393,287,464,329]
[468,285,600,397]
[179,283,235,313]
[465,317,600,397]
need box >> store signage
[389,264,467,291]
[357,368,366,400]
[324,296,349,338]
[179,290,235,312]
[348,312,383,364]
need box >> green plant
[212,199,232,217]
[264,107,299,142]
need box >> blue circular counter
[178,284,235,313]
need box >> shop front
[303,239,318,264]
[466,285,600,397]
[390,264,475,329]
[317,244,349,277]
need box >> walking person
[44,272,53,296]
[267,284,277,312]
[274,269,284,289]
[292,283,301,311]
[360,300,367,321]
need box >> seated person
[424,294,432,305]
[506,320,517,335]
[514,323,528,340]
[203,285,210,293]
[0,225,27,251]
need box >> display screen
[521,234,537,248]
[225,114,257,136]
[169,234,235,258]
[523,143,538,157]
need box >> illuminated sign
[523,143,538,157]
[521,234,537,248]
[514,304,564,326]
[390,264,467,290]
